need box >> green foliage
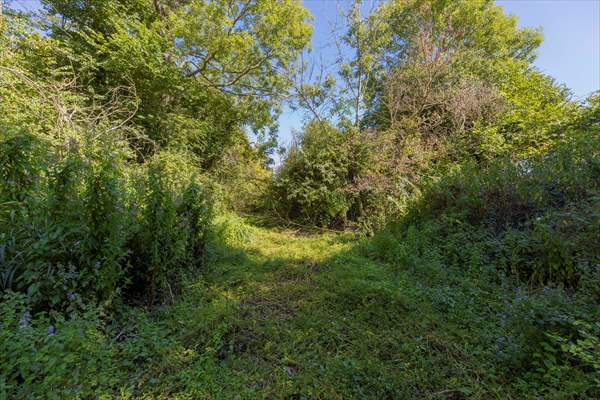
[0,291,193,399]
[1,1,599,398]
[204,212,257,264]
[0,131,134,309]
[0,293,121,399]
[274,0,579,232]
[3,214,596,398]
[40,0,313,164]
[376,0,542,65]
[358,0,545,124]
[273,122,352,227]
[130,152,212,303]
[575,90,600,133]
[395,134,600,286]
[81,149,131,303]
[550,321,600,387]
[272,121,393,230]
[0,133,213,311]
[0,130,47,203]
[493,286,599,397]
[364,133,600,396]
[490,62,575,157]
[0,6,218,310]
[211,141,272,212]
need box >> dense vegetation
[1,0,598,398]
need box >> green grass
[3,214,596,399]
[94,217,542,399]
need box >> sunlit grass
[116,214,515,399]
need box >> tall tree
[354,0,572,160]
[40,0,312,166]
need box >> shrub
[129,151,212,304]
[366,133,600,394]
[0,130,49,296]
[494,286,599,397]
[397,134,600,286]
[0,291,190,399]
[0,133,213,310]
[271,121,399,231]
[0,130,48,204]
[211,141,272,212]
[272,121,352,227]
[80,142,131,304]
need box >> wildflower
[19,310,30,329]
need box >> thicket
[0,122,213,311]
[0,1,307,393]
[270,0,578,231]
[270,122,388,229]
[362,133,600,394]
[0,0,313,309]
[0,14,215,313]
[361,98,600,394]
[268,2,600,393]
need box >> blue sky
[277,0,600,152]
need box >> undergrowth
[2,209,599,398]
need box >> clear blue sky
[277,0,600,153]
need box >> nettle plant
[0,129,214,311]
[129,151,213,304]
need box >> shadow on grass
[123,221,507,399]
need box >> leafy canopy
[40,0,312,165]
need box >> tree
[40,0,312,166]
[272,0,578,230]
[356,0,572,161]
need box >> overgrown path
[138,218,507,399]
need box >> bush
[394,134,600,286]
[211,141,272,212]
[80,150,131,304]
[271,121,399,231]
[365,133,600,395]
[0,132,213,310]
[0,291,190,399]
[0,130,49,297]
[272,121,352,227]
[129,152,212,304]
[495,286,600,397]
[0,133,135,310]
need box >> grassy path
[133,217,506,399]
